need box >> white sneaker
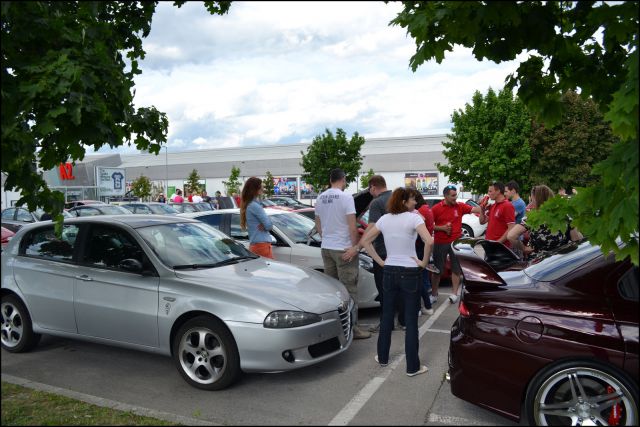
[407,365,429,377]
[449,295,459,304]
[429,294,438,304]
[417,310,422,317]
[375,355,388,367]
[422,308,434,315]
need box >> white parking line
[428,413,489,426]
[328,300,453,426]
[1,374,218,426]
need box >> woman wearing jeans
[240,177,274,259]
[360,187,434,376]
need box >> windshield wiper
[173,255,258,270]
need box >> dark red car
[448,238,638,425]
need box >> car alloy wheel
[1,295,41,353]
[526,360,639,426]
[461,225,473,238]
[173,315,240,390]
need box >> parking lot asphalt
[1,283,524,426]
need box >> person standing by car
[157,193,166,203]
[478,181,515,248]
[431,185,482,304]
[505,181,526,224]
[173,189,184,203]
[359,187,433,376]
[240,177,274,259]
[410,189,435,316]
[316,168,371,340]
[506,184,583,258]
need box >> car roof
[178,207,293,219]
[23,214,199,229]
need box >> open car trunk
[452,239,526,290]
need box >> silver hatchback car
[1,215,355,390]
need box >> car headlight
[263,311,322,328]
[359,253,374,273]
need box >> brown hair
[240,177,263,230]
[386,187,413,214]
[531,185,554,208]
[407,187,426,208]
[368,175,386,189]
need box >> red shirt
[485,199,516,244]
[417,205,434,234]
[431,201,473,244]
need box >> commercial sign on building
[404,172,439,196]
[59,163,75,180]
[97,167,126,196]
[273,177,298,197]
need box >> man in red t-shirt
[479,181,516,247]
[431,185,483,304]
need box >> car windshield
[149,204,178,214]
[99,206,132,215]
[465,200,479,207]
[261,199,277,206]
[270,213,321,244]
[137,222,257,269]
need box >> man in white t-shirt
[315,168,371,340]
[192,193,203,203]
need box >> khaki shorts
[321,248,359,304]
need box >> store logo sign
[59,163,75,180]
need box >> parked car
[424,196,486,238]
[68,205,132,217]
[448,238,638,425]
[168,202,207,214]
[64,200,106,210]
[121,202,179,215]
[1,226,14,248]
[178,208,379,309]
[268,197,312,210]
[1,215,356,390]
[2,207,73,233]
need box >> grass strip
[1,382,179,426]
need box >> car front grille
[338,300,353,339]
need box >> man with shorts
[315,168,371,339]
[431,185,482,304]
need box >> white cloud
[113,1,529,154]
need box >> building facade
[3,133,471,208]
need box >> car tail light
[459,301,470,317]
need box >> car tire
[525,359,639,426]
[461,225,473,238]
[1,294,41,353]
[172,315,241,390]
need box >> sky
[93,1,527,155]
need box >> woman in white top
[360,187,434,377]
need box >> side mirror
[119,258,144,273]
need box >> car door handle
[75,275,93,281]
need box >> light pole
[164,146,168,196]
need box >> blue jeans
[416,243,432,310]
[377,265,422,374]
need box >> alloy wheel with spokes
[172,315,240,390]
[526,361,639,426]
[1,295,40,353]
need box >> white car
[424,196,486,238]
[178,209,380,309]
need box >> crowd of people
[160,169,583,379]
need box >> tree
[438,87,532,195]
[131,175,152,200]
[529,91,618,191]
[222,165,242,196]
[300,128,365,193]
[1,1,231,231]
[360,168,375,189]
[391,1,638,264]
[263,171,275,197]
[185,168,203,196]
